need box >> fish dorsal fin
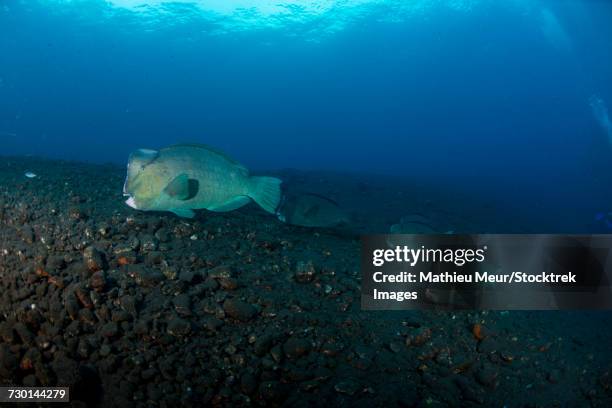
[164,174,199,201]
[166,143,248,173]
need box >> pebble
[223,299,257,322]
[65,296,80,320]
[161,264,178,280]
[101,322,119,338]
[140,235,159,252]
[334,379,360,396]
[75,286,93,309]
[294,260,317,283]
[173,294,192,316]
[283,337,311,359]
[202,317,224,332]
[89,271,106,292]
[178,270,195,283]
[208,265,238,289]
[405,327,431,347]
[83,246,105,273]
[167,317,191,337]
[128,265,164,287]
[154,228,171,243]
[119,295,138,315]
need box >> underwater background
[1,1,612,407]
[2,0,612,232]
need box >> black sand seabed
[0,156,611,407]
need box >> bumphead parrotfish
[276,192,349,228]
[123,144,282,218]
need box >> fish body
[277,192,349,228]
[123,144,282,218]
[24,171,37,178]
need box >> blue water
[1,0,612,228]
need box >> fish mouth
[125,196,138,209]
[123,175,129,196]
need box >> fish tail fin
[248,176,282,214]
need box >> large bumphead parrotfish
[123,144,282,218]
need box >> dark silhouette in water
[276,192,350,228]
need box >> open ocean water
[1,1,612,407]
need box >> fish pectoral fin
[170,208,196,218]
[164,174,199,201]
[207,196,251,212]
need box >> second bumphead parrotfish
[123,144,282,218]
[276,192,349,228]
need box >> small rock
[111,310,130,322]
[283,337,311,358]
[173,294,191,316]
[140,235,159,252]
[128,265,164,287]
[83,246,105,273]
[334,379,360,396]
[500,350,514,362]
[69,206,87,221]
[405,327,431,347]
[178,270,195,283]
[100,322,119,338]
[154,228,171,243]
[161,264,178,280]
[65,296,80,320]
[119,295,138,315]
[209,265,238,289]
[167,317,191,337]
[223,299,257,322]
[218,277,238,290]
[202,317,224,332]
[75,286,93,309]
[294,261,316,283]
[99,344,112,357]
[254,333,275,356]
[90,271,106,292]
[389,342,402,353]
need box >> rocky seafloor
[0,156,611,407]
